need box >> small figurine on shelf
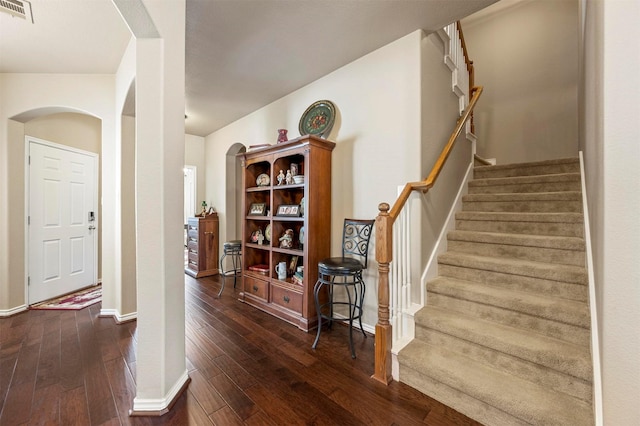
[277,169,285,186]
[250,229,265,245]
[279,228,294,249]
[285,170,293,185]
[200,201,207,217]
[277,128,288,143]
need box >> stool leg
[218,253,227,297]
[356,278,366,338]
[346,283,356,358]
[312,279,323,349]
[231,253,238,288]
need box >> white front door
[28,139,98,304]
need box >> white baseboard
[579,152,603,426]
[100,308,138,323]
[0,304,28,317]
[131,370,190,414]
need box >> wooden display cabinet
[239,135,335,331]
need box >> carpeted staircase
[398,158,594,425]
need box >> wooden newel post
[372,202,393,384]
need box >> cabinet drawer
[244,275,268,301]
[187,257,198,269]
[271,285,303,313]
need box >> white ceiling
[1,0,498,137]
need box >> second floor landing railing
[372,85,483,385]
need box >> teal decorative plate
[299,100,336,138]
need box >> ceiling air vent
[0,0,33,22]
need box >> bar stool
[312,219,374,358]
[219,240,242,297]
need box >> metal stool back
[312,219,374,358]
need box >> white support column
[112,0,188,413]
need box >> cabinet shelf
[273,183,304,190]
[246,186,271,192]
[239,135,335,332]
[272,247,304,256]
[272,217,304,222]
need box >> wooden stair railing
[457,20,476,133]
[372,85,483,385]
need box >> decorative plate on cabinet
[265,224,272,242]
[298,100,336,138]
[256,173,270,187]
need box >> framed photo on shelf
[288,256,299,275]
[276,204,300,217]
[248,202,267,216]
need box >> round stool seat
[318,257,363,276]
[223,240,242,252]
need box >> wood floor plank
[59,312,84,391]
[243,382,308,426]
[186,369,227,415]
[0,346,19,414]
[35,318,61,391]
[103,357,137,425]
[76,307,120,425]
[207,372,259,421]
[1,381,36,425]
[185,334,223,379]
[27,383,61,425]
[209,405,244,426]
[210,353,256,391]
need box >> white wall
[0,73,116,313]
[462,0,580,164]
[582,0,640,424]
[205,30,425,328]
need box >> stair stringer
[580,151,603,425]
[391,159,474,380]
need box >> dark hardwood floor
[0,274,481,425]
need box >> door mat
[30,285,101,310]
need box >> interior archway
[225,143,247,242]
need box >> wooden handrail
[372,85,483,385]
[386,86,483,223]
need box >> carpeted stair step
[447,230,586,267]
[413,322,592,403]
[462,191,583,213]
[455,211,584,237]
[468,172,581,194]
[438,252,588,302]
[474,157,580,179]
[427,276,590,346]
[398,339,594,426]
[414,305,592,381]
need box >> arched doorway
[225,143,246,241]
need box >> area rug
[30,285,101,310]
